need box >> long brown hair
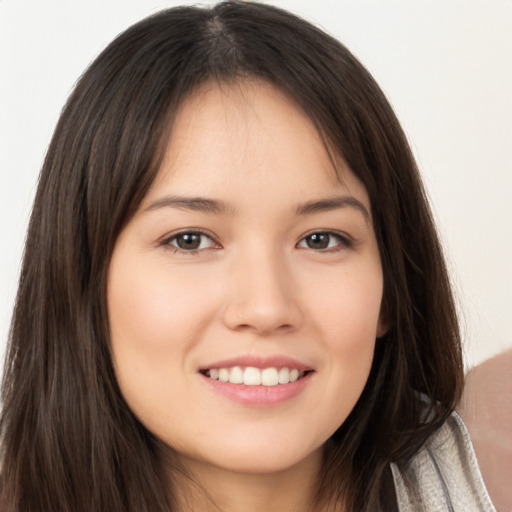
[0,2,463,511]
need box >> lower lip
[201,372,313,406]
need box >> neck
[168,448,338,512]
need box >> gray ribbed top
[391,412,496,511]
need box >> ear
[376,322,388,339]
[376,307,391,339]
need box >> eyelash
[160,229,220,255]
[297,231,353,252]
[160,230,353,255]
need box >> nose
[222,248,302,336]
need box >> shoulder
[391,411,496,512]
[458,349,512,511]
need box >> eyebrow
[144,196,235,215]
[295,196,370,222]
[144,194,370,221]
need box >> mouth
[200,366,312,386]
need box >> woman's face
[108,80,385,477]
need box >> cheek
[310,264,383,420]
[106,255,220,425]
[107,256,213,428]
[311,262,384,342]
[108,255,216,357]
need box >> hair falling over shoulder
[0,2,463,511]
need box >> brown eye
[304,233,330,249]
[167,232,217,252]
[298,232,351,251]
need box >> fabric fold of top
[391,412,496,511]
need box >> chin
[173,433,324,477]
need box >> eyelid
[296,230,354,251]
[159,228,221,253]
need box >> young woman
[0,2,496,511]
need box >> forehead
[141,79,370,212]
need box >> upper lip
[199,355,313,371]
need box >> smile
[202,366,309,386]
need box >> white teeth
[206,366,307,386]
[278,367,290,384]
[243,367,262,386]
[261,367,279,386]
[229,366,244,384]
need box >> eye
[297,231,351,251]
[164,231,218,252]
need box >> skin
[108,80,386,511]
